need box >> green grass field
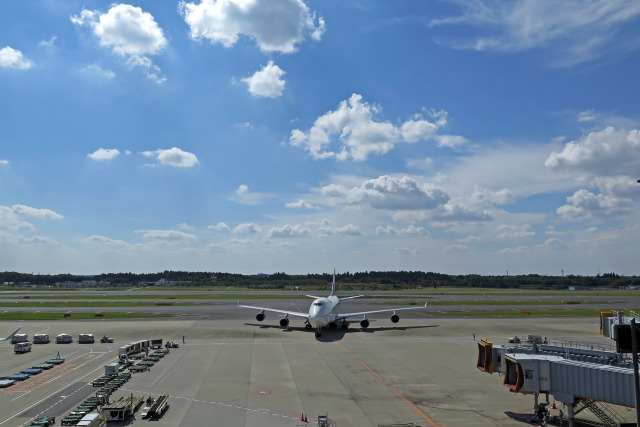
[0,312,169,320]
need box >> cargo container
[56,334,73,344]
[78,334,95,344]
[11,333,28,344]
[33,333,50,344]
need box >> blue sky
[1,0,640,276]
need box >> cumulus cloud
[242,61,286,98]
[290,94,452,161]
[88,148,120,161]
[431,1,640,67]
[321,175,449,210]
[143,147,199,167]
[0,46,33,69]
[318,224,361,237]
[393,248,418,256]
[545,127,640,176]
[71,4,167,83]
[285,199,313,209]
[39,36,58,48]
[179,0,325,53]
[376,225,429,236]
[267,224,311,239]
[0,205,63,232]
[208,222,231,231]
[233,223,261,234]
[228,184,270,205]
[0,159,8,166]
[497,225,536,239]
[557,189,632,219]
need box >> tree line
[0,270,638,290]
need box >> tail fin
[2,328,19,341]
[330,269,336,296]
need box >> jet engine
[391,313,400,323]
[280,317,289,327]
[360,319,370,329]
[256,311,265,322]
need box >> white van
[14,342,32,354]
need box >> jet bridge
[477,332,636,426]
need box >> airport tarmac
[0,314,624,427]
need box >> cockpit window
[314,302,323,306]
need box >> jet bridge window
[525,370,534,379]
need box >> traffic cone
[301,413,304,421]
[304,415,308,423]
[552,401,556,409]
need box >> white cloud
[431,0,640,67]
[0,159,8,165]
[497,224,536,239]
[143,147,199,167]
[443,244,469,253]
[233,223,261,234]
[80,235,130,248]
[318,224,361,237]
[229,184,270,205]
[136,229,197,242]
[545,127,640,177]
[290,94,450,161]
[39,36,58,48]
[0,46,33,69]
[88,148,120,161]
[376,225,429,236]
[557,189,632,219]
[71,4,167,83]
[321,175,449,210]
[285,199,313,209]
[242,61,286,98]
[179,0,325,53]
[81,64,116,79]
[208,222,231,231]
[267,224,311,239]
[229,238,254,246]
[0,205,63,232]
[393,247,418,256]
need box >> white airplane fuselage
[307,295,340,329]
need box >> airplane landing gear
[305,320,312,329]
[340,321,349,330]
[315,329,322,338]
[329,322,337,329]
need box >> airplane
[0,328,20,341]
[239,271,426,338]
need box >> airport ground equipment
[33,333,50,344]
[78,334,95,344]
[0,379,16,388]
[100,335,114,343]
[56,333,73,344]
[101,395,143,421]
[21,368,42,376]
[7,373,30,381]
[150,338,163,349]
[14,341,32,353]
[10,333,28,344]
[141,394,169,418]
[105,363,120,376]
[477,334,635,427]
[27,416,55,426]
[34,363,54,370]
[75,412,104,427]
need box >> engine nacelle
[280,317,289,327]
[256,312,265,322]
[391,314,400,323]
[360,319,370,329]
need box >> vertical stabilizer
[330,269,336,296]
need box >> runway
[0,312,617,427]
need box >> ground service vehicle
[11,333,28,344]
[33,334,50,344]
[79,334,95,344]
[14,342,32,353]
[56,334,73,344]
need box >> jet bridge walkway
[477,336,635,427]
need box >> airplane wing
[334,302,427,321]
[238,304,309,319]
[0,328,20,341]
